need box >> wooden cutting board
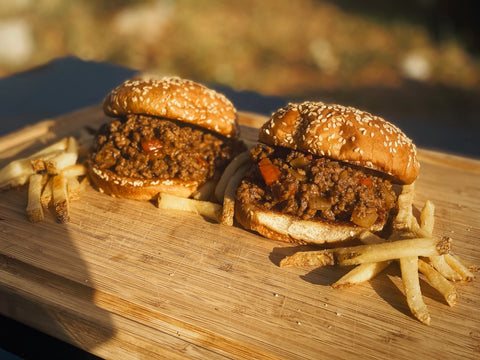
[0,105,479,360]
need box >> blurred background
[0,0,479,154]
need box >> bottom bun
[88,165,199,201]
[234,201,383,245]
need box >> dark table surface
[0,56,478,360]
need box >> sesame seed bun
[88,165,200,201]
[259,101,419,184]
[103,76,239,138]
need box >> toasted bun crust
[103,76,239,138]
[259,102,419,184]
[88,164,199,201]
[234,200,383,245]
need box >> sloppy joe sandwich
[88,77,245,200]
[234,101,420,245]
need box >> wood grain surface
[0,105,479,359]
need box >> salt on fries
[280,183,476,325]
[0,137,88,223]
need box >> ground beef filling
[237,144,397,228]
[91,114,240,182]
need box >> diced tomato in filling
[358,177,373,187]
[141,138,163,153]
[258,158,281,186]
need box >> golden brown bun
[103,76,239,138]
[88,164,199,201]
[259,102,419,184]
[234,200,383,245]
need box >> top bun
[259,101,419,184]
[103,76,239,138]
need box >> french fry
[0,159,33,189]
[67,176,81,201]
[412,225,434,240]
[221,163,250,226]
[61,163,87,178]
[332,261,392,289]
[400,256,431,325]
[29,149,66,172]
[30,158,46,172]
[26,173,46,223]
[30,137,69,157]
[337,237,451,266]
[420,200,435,235]
[40,177,53,209]
[392,183,416,231]
[156,192,222,222]
[52,174,70,223]
[418,258,457,307]
[332,231,393,288]
[426,255,463,282]
[0,137,69,189]
[2,136,88,223]
[444,253,475,282]
[280,236,451,268]
[215,150,251,202]
[45,137,78,174]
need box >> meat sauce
[236,144,397,228]
[90,114,243,182]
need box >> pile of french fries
[280,184,476,325]
[0,136,88,223]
